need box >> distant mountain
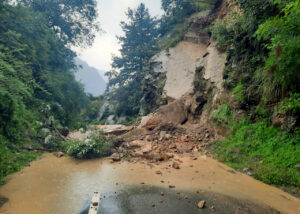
[74,58,106,96]
[97,69,108,82]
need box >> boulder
[172,162,180,169]
[58,127,69,137]
[160,131,167,140]
[140,143,153,153]
[98,125,133,135]
[128,140,146,148]
[110,153,121,162]
[53,152,64,158]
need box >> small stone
[196,190,200,194]
[92,202,98,206]
[145,135,151,141]
[161,192,164,196]
[156,170,162,175]
[140,182,145,185]
[161,180,164,183]
[209,206,215,211]
[160,131,167,139]
[160,200,164,203]
[165,134,171,140]
[172,162,180,169]
[169,185,175,188]
[295,163,300,169]
[197,200,206,209]
[152,203,156,207]
[184,195,188,199]
[110,153,121,162]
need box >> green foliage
[159,20,188,50]
[232,82,245,103]
[0,1,93,136]
[160,0,217,49]
[254,106,269,119]
[256,0,300,92]
[0,0,99,180]
[160,0,217,34]
[64,135,109,159]
[18,0,100,47]
[210,121,300,186]
[0,136,42,184]
[278,93,300,114]
[211,0,299,103]
[107,4,159,116]
[210,103,232,125]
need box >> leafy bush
[210,103,232,125]
[256,0,300,92]
[278,93,300,114]
[65,135,109,159]
[210,120,300,187]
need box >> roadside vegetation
[209,0,300,191]
[0,0,100,182]
[61,132,109,159]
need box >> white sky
[75,0,163,73]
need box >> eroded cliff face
[152,41,207,102]
[150,7,227,104]
[139,0,233,138]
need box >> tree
[107,3,159,116]
[256,0,300,92]
[18,0,100,47]
[160,0,218,37]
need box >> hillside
[75,58,106,96]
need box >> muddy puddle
[0,153,299,214]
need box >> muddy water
[0,153,299,214]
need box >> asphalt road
[79,185,280,214]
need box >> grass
[232,82,245,103]
[0,141,42,184]
[210,103,232,125]
[209,119,300,190]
